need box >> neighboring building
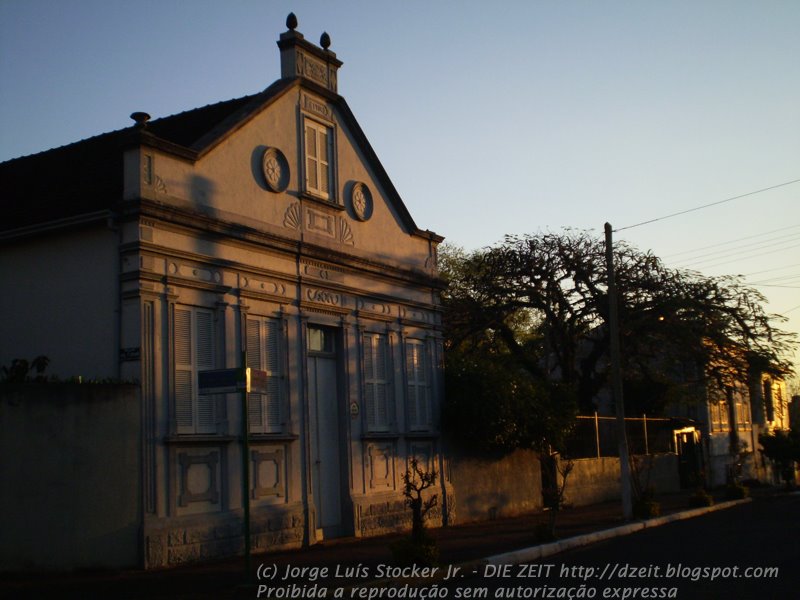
[667,371,790,487]
[1,15,447,568]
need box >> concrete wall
[0,384,141,571]
[449,448,542,522]
[0,226,119,380]
[561,454,680,508]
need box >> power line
[756,285,800,289]
[615,178,800,232]
[782,303,800,315]
[676,237,800,268]
[679,242,800,271]
[744,263,800,277]
[664,224,800,259]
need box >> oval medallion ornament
[261,147,290,192]
[350,182,373,221]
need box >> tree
[442,231,795,414]
[440,244,578,537]
[759,429,800,489]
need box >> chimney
[277,13,342,93]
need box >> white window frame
[303,118,334,200]
[246,316,285,434]
[363,332,391,433]
[405,338,431,431]
[173,305,217,435]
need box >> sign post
[199,364,268,578]
[240,352,251,579]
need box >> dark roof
[0,82,288,234]
[0,77,441,241]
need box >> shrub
[725,482,749,500]
[633,499,661,519]
[688,488,714,508]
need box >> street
[438,493,799,599]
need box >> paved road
[437,493,799,599]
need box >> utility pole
[241,348,252,578]
[605,223,633,520]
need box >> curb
[247,498,752,596]
[470,498,751,569]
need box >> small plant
[633,487,661,519]
[541,454,575,539]
[1,356,50,383]
[390,458,439,567]
[725,482,749,500]
[630,455,661,519]
[688,488,714,508]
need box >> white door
[308,327,343,538]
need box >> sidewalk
[0,488,766,600]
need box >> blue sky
[2,0,798,372]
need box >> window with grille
[246,317,285,434]
[174,305,216,434]
[363,332,391,432]
[405,339,431,431]
[304,119,333,200]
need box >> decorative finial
[130,112,151,127]
[286,13,297,31]
[320,31,331,49]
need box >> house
[666,370,790,487]
[0,14,447,569]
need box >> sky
[1,0,798,374]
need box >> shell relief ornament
[261,147,290,192]
[349,182,373,222]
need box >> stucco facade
[1,16,447,568]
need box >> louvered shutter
[405,342,418,429]
[364,334,390,431]
[374,335,388,430]
[246,318,264,433]
[265,319,282,432]
[174,307,194,432]
[320,129,330,196]
[365,335,376,428]
[195,309,216,433]
[406,340,429,430]
[305,124,318,192]
[417,343,429,427]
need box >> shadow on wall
[448,448,543,523]
[463,492,510,521]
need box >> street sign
[198,368,269,395]
[198,368,245,394]
[247,368,269,395]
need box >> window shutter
[174,307,194,432]
[305,124,318,192]
[174,306,216,434]
[406,342,418,428]
[245,317,283,434]
[365,335,376,427]
[364,334,390,432]
[246,318,264,433]
[265,319,281,432]
[374,335,388,428]
[406,340,429,430]
[195,310,216,433]
[320,129,330,196]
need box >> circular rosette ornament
[350,182,373,221]
[261,147,290,192]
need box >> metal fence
[564,414,677,459]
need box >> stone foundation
[354,491,450,538]
[145,505,304,568]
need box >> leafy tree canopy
[440,231,796,419]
